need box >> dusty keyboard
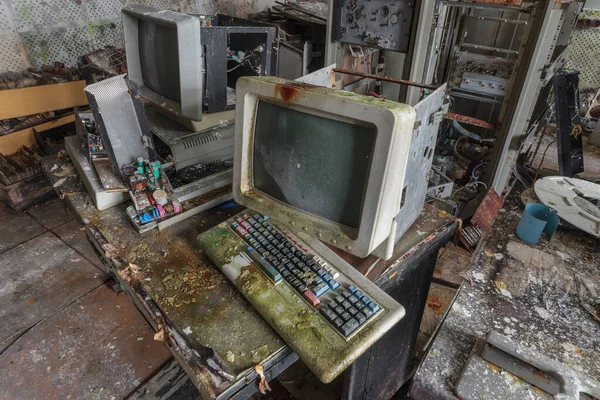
[233,213,382,337]
[198,211,405,383]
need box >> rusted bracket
[444,112,497,130]
[331,68,439,91]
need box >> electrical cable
[532,139,556,182]
[452,120,495,143]
[453,136,471,164]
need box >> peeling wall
[0,0,278,73]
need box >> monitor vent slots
[183,133,219,150]
[182,121,234,150]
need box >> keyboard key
[349,285,357,294]
[335,295,345,304]
[313,277,323,286]
[241,221,252,230]
[320,306,337,321]
[342,290,352,299]
[311,282,329,297]
[355,301,365,310]
[327,279,340,290]
[342,300,352,309]
[341,312,351,321]
[334,306,344,316]
[294,250,304,258]
[327,300,337,309]
[303,290,321,307]
[340,318,360,336]
[348,306,358,316]
[333,317,344,329]
[362,308,373,319]
[356,312,367,325]
[322,273,333,282]
[316,268,326,277]
[367,301,380,313]
[361,296,373,306]
[245,248,282,283]
[354,290,364,300]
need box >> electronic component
[449,52,515,97]
[75,112,106,163]
[332,0,415,52]
[121,159,183,227]
[427,167,454,199]
[199,76,412,383]
[123,6,277,132]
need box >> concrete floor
[0,196,464,399]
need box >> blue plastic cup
[515,203,559,245]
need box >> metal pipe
[461,43,519,55]
[331,68,439,91]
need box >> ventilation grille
[182,121,235,150]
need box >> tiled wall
[0,0,276,73]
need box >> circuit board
[332,0,415,53]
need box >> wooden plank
[0,115,75,155]
[0,81,88,120]
[433,243,471,287]
[92,158,128,192]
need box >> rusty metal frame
[444,112,496,130]
[331,68,440,91]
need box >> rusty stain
[471,188,504,231]
[444,112,497,130]
[485,360,502,373]
[471,0,523,5]
[278,85,298,102]
[427,300,443,311]
[25,297,37,304]
[388,270,399,280]
[332,68,439,91]
[531,368,552,384]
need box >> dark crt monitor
[138,20,181,103]
[252,100,376,229]
[122,5,203,122]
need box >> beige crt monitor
[233,76,416,258]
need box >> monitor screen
[138,20,181,103]
[253,100,376,229]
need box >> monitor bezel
[233,77,416,258]
[122,5,203,121]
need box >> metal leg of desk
[343,226,456,400]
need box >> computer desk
[41,154,458,400]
